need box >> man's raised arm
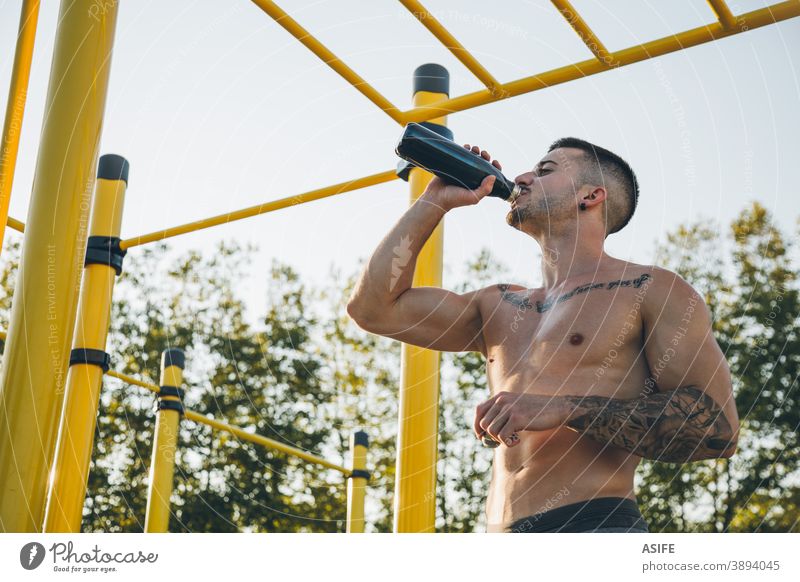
[347,149,502,353]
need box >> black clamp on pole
[85,236,127,276]
[69,348,111,372]
[349,469,371,481]
[156,385,185,417]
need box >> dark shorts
[505,496,649,533]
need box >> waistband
[505,496,648,533]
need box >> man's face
[506,147,584,231]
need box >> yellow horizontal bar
[250,0,404,124]
[399,0,501,90]
[707,0,737,29]
[106,369,160,394]
[105,368,350,475]
[402,0,800,123]
[184,410,351,475]
[120,169,398,250]
[550,0,612,65]
[6,216,24,232]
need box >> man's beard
[506,205,529,228]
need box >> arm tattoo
[498,273,652,313]
[564,385,736,463]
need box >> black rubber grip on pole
[162,348,185,370]
[98,154,130,185]
[349,469,370,481]
[156,399,185,415]
[159,386,185,400]
[84,236,126,276]
[69,348,110,372]
[353,430,369,448]
[413,63,449,96]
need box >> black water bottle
[395,123,521,201]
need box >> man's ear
[582,186,607,208]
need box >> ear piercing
[579,202,586,210]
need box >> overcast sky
[2,0,798,321]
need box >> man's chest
[481,274,653,392]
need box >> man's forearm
[348,191,446,311]
[562,385,737,463]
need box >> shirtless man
[346,137,739,533]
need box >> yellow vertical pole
[144,349,185,533]
[0,0,40,255]
[393,64,449,533]
[43,155,129,532]
[346,430,369,533]
[0,0,119,532]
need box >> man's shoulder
[635,264,707,320]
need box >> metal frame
[0,0,797,534]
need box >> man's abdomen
[485,427,640,530]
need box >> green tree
[641,202,799,532]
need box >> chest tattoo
[498,273,652,313]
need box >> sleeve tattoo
[563,385,737,463]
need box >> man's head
[507,138,639,238]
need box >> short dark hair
[547,137,639,236]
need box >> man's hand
[422,145,502,212]
[474,391,569,447]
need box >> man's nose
[514,172,534,186]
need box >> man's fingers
[474,398,496,438]
[478,401,504,435]
[480,175,496,194]
[498,420,521,447]
[486,410,511,441]
[492,159,502,170]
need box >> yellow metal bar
[106,369,160,393]
[550,0,612,65]
[398,0,501,91]
[402,0,800,123]
[6,216,25,233]
[346,430,368,533]
[105,368,349,473]
[43,155,129,533]
[250,0,404,124]
[707,0,737,29]
[145,349,185,533]
[0,0,39,257]
[0,0,119,533]
[120,169,398,250]
[394,67,447,533]
[183,410,351,475]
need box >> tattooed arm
[566,269,739,462]
[562,385,736,462]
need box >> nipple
[569,333,584,345]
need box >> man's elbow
[346,298,384,333]
[346,299,370,327]
[703,431,738,460]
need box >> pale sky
[2,0,799,322]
